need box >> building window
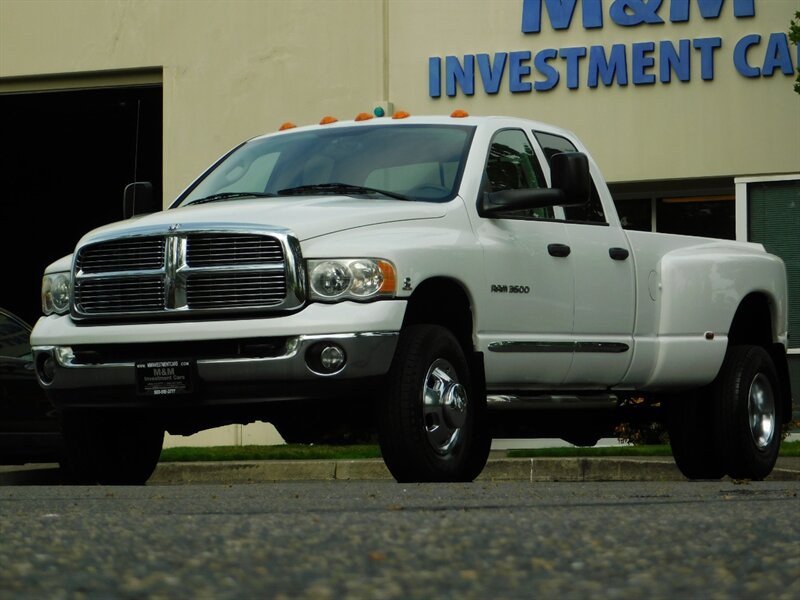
[656,195,735,239]
[748,180,800,350]
[612,194,735,239]
[610,176,736,240]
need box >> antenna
[133,98,141,184]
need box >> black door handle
[548,243,571,257]
[609,247,629,261]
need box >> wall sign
[429,0,799,96]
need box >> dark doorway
[0,85,162,326]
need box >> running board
[487,393,619,410]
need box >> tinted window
[484,129,552,219]
[615,198,653,231]
[533,131,606,224]
[0,311,31,360]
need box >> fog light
[320,346,345,370]
[36,353,56,385]
[306,342,346,375]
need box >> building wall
[2,0,798,202]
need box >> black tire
[272,401,377,445]
[714,345,781,481]
[377,324,491,483]
[60,412,164,485]
[665,390,726,480]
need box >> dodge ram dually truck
[31,112,791,485]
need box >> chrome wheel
[713,344,782,481]
[422,358,467,455]
[378,324,490,483]
[747,372,776,450]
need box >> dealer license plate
[135,359,195,396]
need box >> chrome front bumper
[33,331,399,391]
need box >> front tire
[377,324,491,483]
[60,412,164,485]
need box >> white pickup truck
[31,113,791,485]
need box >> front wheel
[60,412,164,485]
[377,324,491,483]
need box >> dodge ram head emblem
[169,224,181,232]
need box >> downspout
[378,0,394,116]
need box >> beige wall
[2,0,798,196]
[163,422,285,449]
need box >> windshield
[177,124,475,206]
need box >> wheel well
[402,277,474,352]
[728,292,792,425]
[728,293,773,348]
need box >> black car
[0,307,62,464]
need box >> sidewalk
[2,455,798,486]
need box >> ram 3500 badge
[32,113,791,484]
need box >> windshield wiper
[184,192,276,206]
[277,183,410,201]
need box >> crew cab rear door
[533,131,636,387]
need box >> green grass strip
[159,444,382,462]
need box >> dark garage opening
[0,85,162,327]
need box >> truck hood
[78,196,448,245]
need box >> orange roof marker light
[392,111,411,119]
[355,112,374,121]
[319,116,338,125]
[278,122,297,131]
[450,109,469,118]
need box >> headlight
[308,259,396,301]
[42,272,71,315]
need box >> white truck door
[563,219,636,386]
[533,131,636,387]
[472,128,575,388]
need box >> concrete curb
[2,458,798,485]
[147,457,800,485]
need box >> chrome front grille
[186,234,283,267]
[186,271,287,309]
[72,228,303,319]
[77,237,165,273]
[74,276,165,313]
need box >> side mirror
[480,187,564,215]
[479,152,592,216]
[550,152,591,206]
[123,182,158,218]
